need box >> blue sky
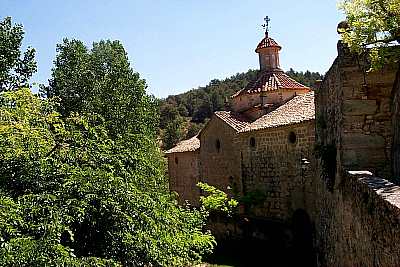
[1,0,344,97]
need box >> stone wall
[314,41,400,266]
[392,66,400,180]
[317,41,398,179]
[232,94,261,113]
[167,151,200,205]
[236,121,315,221]
[199,115,242,195]
[314,171,400,267]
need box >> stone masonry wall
[199,116,242,195]
[236,121,315,221]
[167,151,200,205]
[314,41,400,266]
[314,170,400,267]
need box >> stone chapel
[165,23,315,220]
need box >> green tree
[0,89,215,266]
[339,0,400,68]
[186,122,205,139]
[0,17,37,91]
[46,39,157,138]
[163,115,186,150]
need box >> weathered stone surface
[315,41,400,267]
[342,133,385,149]
[166,151,200,205]
[343,100,377,115]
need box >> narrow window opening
[288,131,297,144]
[175,157,178,165]
[250,137,256,148]
[216,139,221,153]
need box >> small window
[250,137,256,148]
[175,157,178,165]
[215,139,221,152]
[288,131,297,144]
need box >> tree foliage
[197,182,238,216]
[339,0,400,68]
[0,89,215,266]
[0,17,37,91]
[45,39,158,138]
[0,18,215,265]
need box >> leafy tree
[0,89,215,266]
[286,68,324,88]
[46,39,157,138]
[339,0,400,68]
[0,17,37,91]
[186,122,205,139]
[163,115,186,150]
[197,182,238,216]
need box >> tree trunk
[392,62,400,181]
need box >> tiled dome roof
[255,36,281,52]
[231,71,310,98]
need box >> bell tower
[256,16,282,71]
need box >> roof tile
[214,111,251,132]
[241,91,315,132]
[232,71,310,98]
[255,36,282,52]
[164,135,200,154]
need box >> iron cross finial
[262,16,270,37]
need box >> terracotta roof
[232,71,310,98]
[255,36,281,52]
[214,111,251,132]
[241,91,315,132]
[164,135,200,154]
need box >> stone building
[165,135,200,205]
[166,25,314,220]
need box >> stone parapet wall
[314,170,400,267]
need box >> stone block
[343,100,377,115]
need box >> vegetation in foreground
[0,17,215,266]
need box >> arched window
[215,139,221,153]
[288,131,297,144]
[250,137,256,148]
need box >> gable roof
[164,135,200,154]
[214,111,251,132]
[232,71,310,98]
[241,91,315,132]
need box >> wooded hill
[159,69,324,149]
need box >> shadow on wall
[291,209,317,267]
